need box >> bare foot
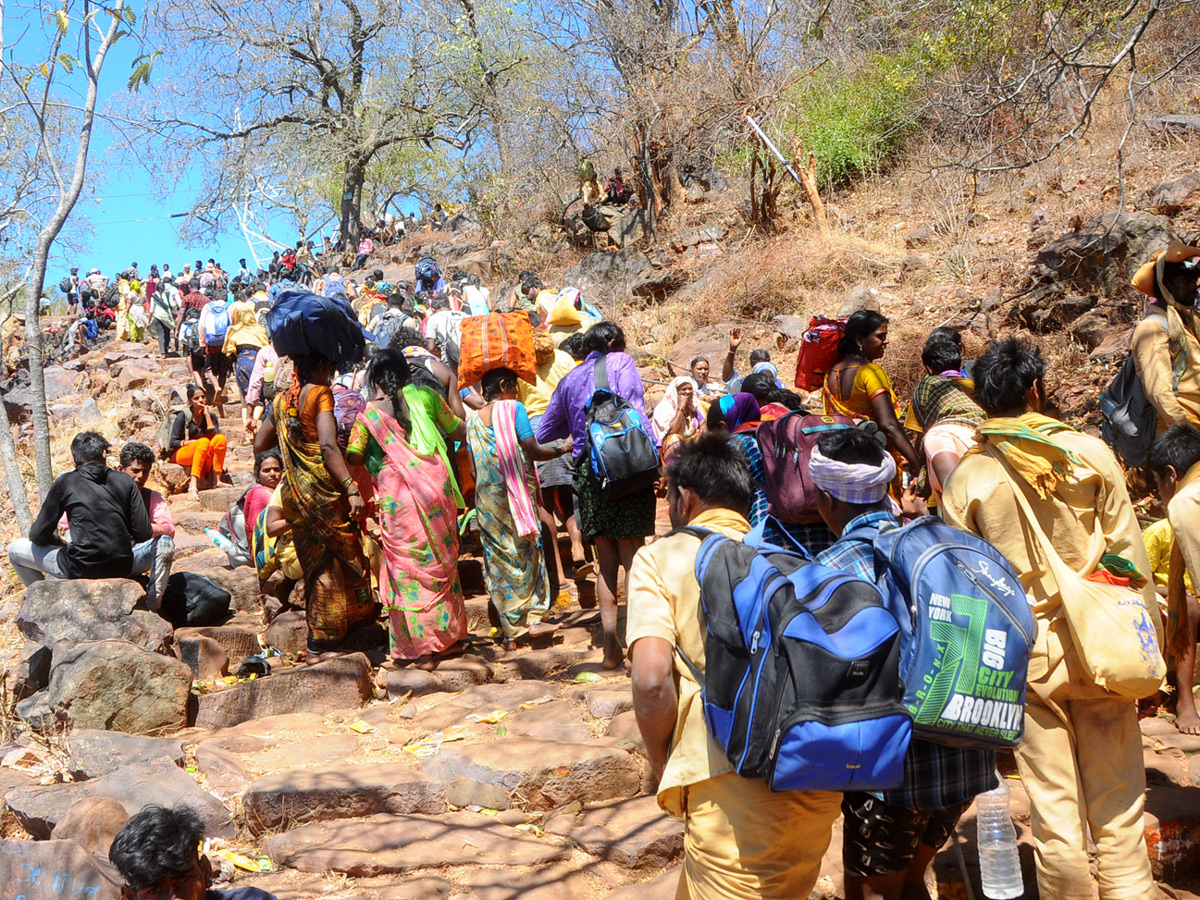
[413,654,437,671]
[528,620,562,638]
[602,638,625,671]
[1176,710,1200,735]
[187,488,199,503]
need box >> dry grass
[681,230,905,326]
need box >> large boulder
[1141,172,1200,215]
[193,653,373,729]
[51,797,131,858]
[1030,212,1175,299]
[609,209,648,249]
[0,839,121,900]
[69,730,185,780]
[15,579,172,655]
[42,365,86,401]
[6,756,233,840]
[48,640,193,734]
[562,249,653,300]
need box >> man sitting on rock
[110,805,277,900]
[627,434,839,898]
[120,441,177,611]
[7,431,151,589]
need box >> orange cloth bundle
[457,312,537,388]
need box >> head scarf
[652,376,701,441]
[971,412,1081,499]
[808,445,897,504]
[911,375,985,432]
[751,360,780,382]
[718,393,761,432]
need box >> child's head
[109,805,211,900]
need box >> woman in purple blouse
[537,322,655,669]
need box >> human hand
[348,493,366,520]
[560,436,574,456]
[900,485,928,519]
[728,327,743,352]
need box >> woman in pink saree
[346,349,465,670]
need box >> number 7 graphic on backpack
[914,594,987,726]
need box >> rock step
[243,763,446,834]
[193,653,374,729]
[1145,784,1200,882]
[263,812,570,876]
[0,838,122,900]
[545,795,684,869]
[419,736,643,811]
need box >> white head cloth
[807,445,897,504]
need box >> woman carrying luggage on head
[254,353,375,661]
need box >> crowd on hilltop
[9,233,1200,900]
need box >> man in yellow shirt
[942,338,1160,900]
[1130,241,1200,435]
[1149,424,1200,735]
[626,434,839,900]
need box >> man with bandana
[809,427,996,900]
[1130,240,1200,435]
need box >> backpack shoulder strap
[593,353,611,392]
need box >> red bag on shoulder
[794,316,847,391]
[457,312,537,388]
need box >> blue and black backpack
[676,520,911,792]
[844,516,1034,749]
[583,354,660,500]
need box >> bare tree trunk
[0,386,32,532]
[19,0,125,502]
[339,155,367,247]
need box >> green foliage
[780,53,923,188]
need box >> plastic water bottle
[976,777,1024,899]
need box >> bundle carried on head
[266,287,369,365]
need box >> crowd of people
[11,232,1200,900]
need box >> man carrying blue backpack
[811,428,1001,900]
[627,435,840,900]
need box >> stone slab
[6,756,233,840]
[243,764,445,834]
[546,795,683,868]
[262,812,569,876]
[69,730,185,780]
[193,653,373,729]
[419,737,641,809]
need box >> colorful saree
[349,403,465,659]
[467,403,551,639]
[274,385,374,647]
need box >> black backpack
[583,355,660,499]
[59,277,73,294]
[159,572,231,628]
[1099,311,1171,467]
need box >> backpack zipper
[950,557,1031,645]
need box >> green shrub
[781,53,923,188]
